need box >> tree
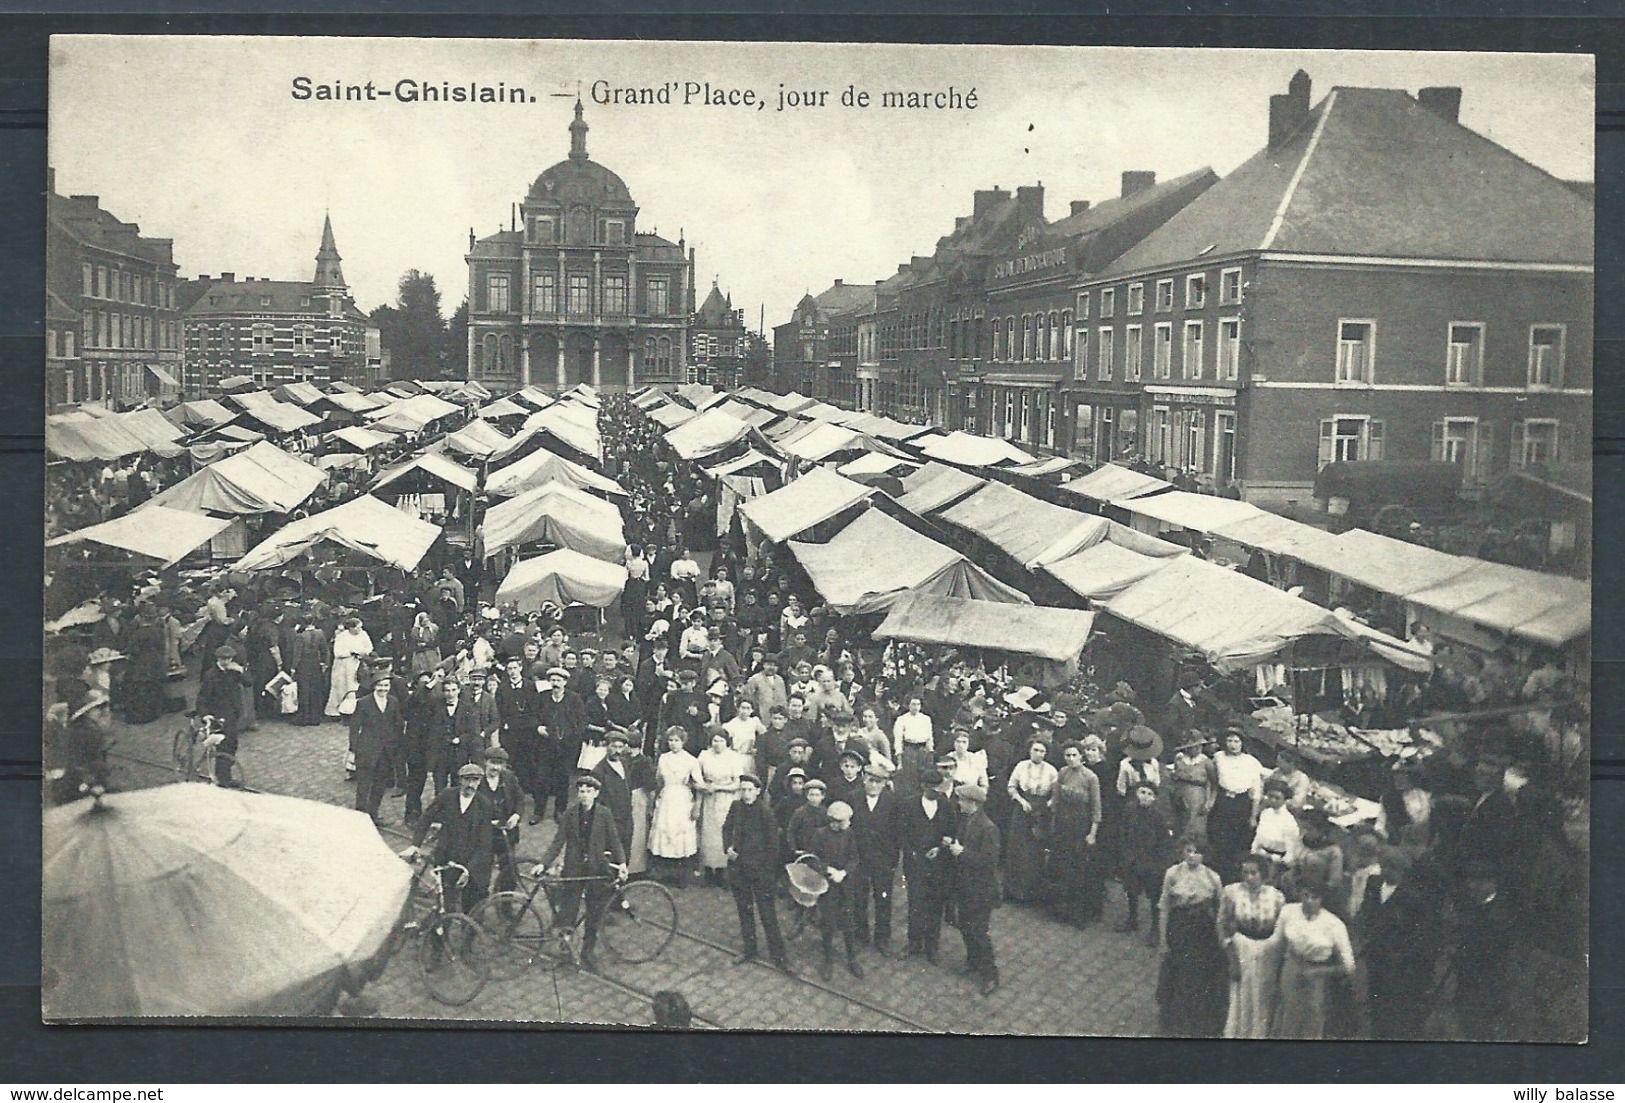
[446,298,469,379]
[375,269,446,380]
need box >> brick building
[690,281,749,389]
[46,172,183,409]
[1072,72,1593,506]
[770,281,875,398]
[466,101,692,392]
[180,214,373,396]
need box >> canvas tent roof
[325,426,394,453]
[318,390,385,414]
[485,446,626,499]
[1210,512,1341,560]
[664,409,752,460]
[837,452,919,479]
[675,383,723,409]
[740,467,874,543]
[917,431,1034,468]
[700,449,778,478]
[632,389,668,410]
[142,441,326,516]
[1044,539,1189,601]
[233,494,440,572]
[788,508,1030,615]
[478,397,530,419]
[1405,561,1591,647]
[480,481,626,561]
[1004,456,1082,478]
[275,382,327,407]
[48,507,234,568]
[372,452,478,495]
[894,462,986,515]
[778,422,870,463]
[113,408,187,457]
[46,416,152,462]
[520,404,601,459]
[167,400,237,429]
[495,548,629,611]
[511,386,555,410]
[1119,491,1267,533]
[769,392,816,414]
[874,594,1095,662]
[939,480,1136,568]
[1060,463,1174,505]
[439,419,512,460]
[229,392,323,434]
[1290,528,1474,599]
[1099,556,1357,672]
[648,403,698,429]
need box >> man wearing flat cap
[723,773,794,975]
[808,801,864,981]
[849,763,902,955]
[949,783,1003,996]
[536,666,588,826]
[901,753,961,962]
[401,762,497,916]
[531,772,626,972]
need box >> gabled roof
[1106,86,1593,274]
[234,494,441,572]
[185,279,365,321]
[1043,168,1218,244]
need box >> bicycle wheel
[470,892,560,980]
[599,880,677,964]
[417,912,492,1006]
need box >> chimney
[955,216,970,231]
[220,272,236,282]
[833,279,843,287]
[972,186,1011,219]
[1121,171,1156,198]
[1016,183,1045,219]
[1268,70,1313,150]
[46,167,55,194]
[1070,200,1091,217]
[1418,86,1462,124]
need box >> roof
[318,390,385,414]
[167,400,238,429]
[1404,561,1590,647]
[1045,541,1188,601]
[940,480,1162,568]
[495,548,629,611]
[228,391,324,434]
[142,441,325,515]
[1042,167,1219,244]
[234,494,441,572]
[46,413,175,462]
[788,508,1030,615]
[894,462,986,515]
[1061,463,1173,504]
[478,397,531,419]
[701,449,779,477]
[778,423,869,463]
[837,452,919,478]
[324,426,394,453]
[185,279,364,321]
[481,481,627,561]
[816,282,877,318]
[740,467,875,543]
[917,431,1033,468]
[1291,528,1475,599]
[439,419,512,460]
[1107,86,1593,274]
[664,409,752,460]
[874,594,1095,663]
[648,403,698,429]
[47,507,233,569]
[518,404,601,459]
[696,283,736,327]
[275,382,327,407]
[768,392,817,414]
[372,452,478,496]
[1100,555,1357,672]
[485,446,626,499]
[1210,512,1341,560]
[1118,491,1267,533]
[48,191,177,267]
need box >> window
[1048,312,1062,360]
[1035,314,1048,361]
[1513,419,1560,468]
[63,331,74,358]
[98,312,109,348]
[259,295,272,308]
[1076,292,1089,321]
[603,275,627,315]
[532,272,556,314]
[252,363,276,385]
[1431,417,1490,490]
[1002,390,1015,437]
[1336,320,1374,384]
[1073,328,1089,380]
[647,277,669,316]
[1018,392,1031,441]
[991,319,1002,360]
[1318,416,1385,469]
[1072,402,1096,455]
[568,274,591,315]
[1219,268,1242,305]
[1018,315,1030,360]
[1060,310,1073,360]
[96,266,108,299]
[532,217,555,243]
[1099,288,1115,318]
[82,263,93,296]
[1117,408,1139,456]
[1528,325,1565,388]
[1183,321,1204,380]
[1215,411,1237,482]
[330,330,343,355]
[1124,324,1143,382]
[293,325,314,354]
[1153,322,1173,379]
[604,220,626,246]
[487,274,511,314]
[1447,323,1484,386]
[1155,279,1174,312]
[1207,318,1238,382]
[252,323,274,355]
[1186,273,1207,310]
[1126,283,1143,316]
[1097,327,1113,381]
[1148,406,1170,464]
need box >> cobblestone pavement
[107,697,1160,1036]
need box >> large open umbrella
[43,785,411,1020]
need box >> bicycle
[170,713,246,789]
[472,838,678,978]
[400,856,495,1005]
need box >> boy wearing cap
[808,801,864,981]
[828,747,867,810]
[949,783,1002,995]
[1118,781,1174,940]
[531,773,627,973]
[722,774,795,975]
[401,762,497,916]
[785,777,828,860]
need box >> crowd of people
[41,387,1585,1039]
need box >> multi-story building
[46,171,183,409]
[690,281,749,389]
[770,280,875,398]
[466,101,693,392]
[1073,72,1592,505]
[180,215,373,395]
[981,168,1218,453]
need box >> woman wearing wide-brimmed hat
[1115,725,1165,801]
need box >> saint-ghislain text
[290,77,537,104]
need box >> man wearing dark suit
[402,762,497,914]
[495,658,545,823]
[431,679,483,792]
[350,673,405,825]
[401,670,443,821]
[950,783,1003,996]
[481,747,526,895]
[1355,848,1441,1040]
[589,730,636,855]
[531,773,626,972]
[536,667,588,824]
[848,765,902,954]
[901,755,960,963]
[723,773,794,975]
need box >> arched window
[1036,314,1049,361]
[482,333,499,376]
[498,334,514,375]
[1004,317,1016,362]
[1060,310,1073,360]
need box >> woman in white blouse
[948,729,989,791]
[1209,729,1266,881]
[1004,739,1060,903]
[891,695,935,799]
[1270,879,1355,1039]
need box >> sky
[49,38,1593,328]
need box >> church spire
[568,98,589,161]
[312,212,346,292]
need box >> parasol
[43,785,411,1020]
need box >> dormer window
[604,220,626,245]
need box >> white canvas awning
[48,507,234,568]
[480,481,626,561]
[1061,463,1174,505]
[874,594,1095,662]
[664,409,751,460]
[372,452,478,495]
[233,494,441,572]
[740,467,874,543]
[485,447,626,499]
[142,441,326,516]
[495,548,629,610]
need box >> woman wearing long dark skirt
[1048,741,1104,925]
[1156,835,1229,1037]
